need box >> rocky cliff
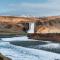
[0,16,60,34]
[35,16,60,33]
[28,16,60,41]
[0,16,31,35]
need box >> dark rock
[0,53,11,60]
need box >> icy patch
[0,42,60,60]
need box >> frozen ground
[0,42,60,60]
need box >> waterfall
[27,22,35,33]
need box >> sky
[0,0,60,17]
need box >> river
[0,17,60,60]
[0,36,60,60]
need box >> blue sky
[0,0,60,16]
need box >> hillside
[0,16,60,35]
[0,16,31,35]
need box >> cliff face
[0,16,32,34]
[0,16,37,24]
[35,16,60,33]
[0,16,60,34]
[28,16,60,41]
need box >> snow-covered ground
[0,42,60,60]
[1,36,33,41]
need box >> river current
[0,36,60,60]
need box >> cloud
[1,0,60,16]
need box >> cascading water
[27,22,35,33]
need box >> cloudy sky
[0,0,60,16]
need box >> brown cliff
[0,16,60,34]
[0,16,31,35]
[35,16,60,33]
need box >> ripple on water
[0,42,60,60]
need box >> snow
[1,36,40,41]
[1,36,32,41]
[0,42,60,60]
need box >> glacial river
[0,36,60,60]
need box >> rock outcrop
[0,53,11,60]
